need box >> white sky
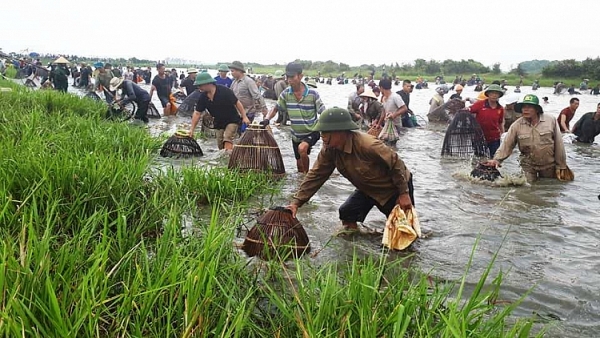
[0,0,597,70]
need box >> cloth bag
[378,119,399,143]
[382,205,421,250]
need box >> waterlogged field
[0,80,544,337]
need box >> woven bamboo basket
[148,102,162,119]
[441,110,489,158]
[160,131,203,158]
[228,124,285,178]
[241,207,311,260]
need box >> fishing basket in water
[160,130,203,158]
[84,91,102,101]
[105,101,136,121]
[176,90,202,117]
[24,78,37,88]
[147,102,162,119]
[241,207,311,260]
[228,124,285,178]
[441,110,489,158]
[470,163,501,182]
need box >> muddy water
[59,74,600,337]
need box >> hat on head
[228,61,245,72]
[273,70,284,79]
[93,62,104,69]
[515,94,543,114]
[53,56,70,64]
[476,91,487,100]
[500,93,520,106]
[436,84,449,94]
[359,88,378,100]
[187,68,198,74]
[109,77,124,91]
[372,86,380,93]
[218,64,229,72]
[454,84,463,91]
[314,107,359,132]
[194,72,216,86]
[484,84,504,98]
[285,62,303,76]
[306,79,318,88]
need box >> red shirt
[469,99,504,142]
[558,107,575,132]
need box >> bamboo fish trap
[147,102,162,119]
[441,110,489,158]
[160,130,203,158]
[241,207,311,260]
[228,124,285,178]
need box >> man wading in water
[188,73,250,151]
[149,63,174,116]
[483,94,568,182]
[285,107,414,233]
[229,61,267,123]
[262,62,326,173]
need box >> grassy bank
[0,80,545,336]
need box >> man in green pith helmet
[188,72,250,150]
[214,64,232,88]
[483,94,568,182]
[286,107,414,233]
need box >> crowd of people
[3,55,600,233]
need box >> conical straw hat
[53,56,70,64]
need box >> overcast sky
[0,0,597,70]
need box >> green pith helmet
[273,70,283,78]
[515,94,543,114]
[194,72,216,86]
[484,84,504,98]
[314,107,359,132]
[218,64,229,72]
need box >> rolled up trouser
[338,174,414,223]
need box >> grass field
[0,78,548,337]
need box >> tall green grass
[0,79,545,337]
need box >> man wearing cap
[180,68,198,97]
[109,77,151,124]
[286,107,414,232]
[571,103,600,144]
[483,94,567,182]
[262,62,326,173]
[188,73,250,150]
[229,61,267,123]
[214,64,232,88]
[469,84,505,157]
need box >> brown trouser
[522,166,556,182]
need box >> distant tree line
[541,57,600,80]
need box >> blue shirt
[214,76,232,88]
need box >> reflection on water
[48,74,600,337]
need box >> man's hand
[188,129,194,138]
[242,116,250,125]
[481,159,500,168]
[285,204,298,218]
[396,193,412,212]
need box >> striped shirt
[277,83,326,141]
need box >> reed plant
[0,78,545,337]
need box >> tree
[492,63,501,74]
[510,64,527,76]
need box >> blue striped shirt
[277,83,325,141]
